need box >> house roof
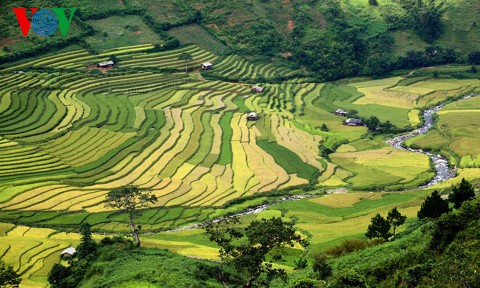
[202,62,213,67]
[98,61,114,66]
[61,247,76,256]
[252,85,263,92]
[248,112,258,118]
[345,118,362,124]
[335,109,347,113]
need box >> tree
[205,217,306,288]
[468,51,480,65]
[449,178,475,209]
[48,263,73,288]
[332,269,368,288]
[76,223,97,259]
[366,213,391,241]
[368,0,378,6]
[177,52,193,73]
[0,261,21,287]
[411,0,445,43]
[364,116,380,131]
[320,123,329,132]
[108,54,118,64]
[105,185,157,247]
[418,190,450,219]
[312,253,332,280]
[387,207,407,237]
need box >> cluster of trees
[418,178,475,220]
[366,207,407,241]
[48,223,98,288]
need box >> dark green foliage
[77,223,98,259]
[368,0,378,6]
[387,207,407,237]
[411,0,445,43]
[449,178,476,209]
[108,54,118,64]
[468,51,480,65]
[366,213,392,240]
[48,263,74,288]
[294,257,308,270]
[471,65,478,73]
[364,116,380,131]
[331,269,368,288]
[312,253,332,280]
[0,260,21,287]
[417,190,450,219]
[288,277,324,288]
[320,124,329,132]
[205,217,306,288]
[105,185,157,247]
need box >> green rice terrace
[1,46,480,287]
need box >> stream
[386,94,477,187]
[157,94,477,233]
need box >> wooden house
[252,85,264,93]
[97,61,115,68]
[201,62,213,70]
[334,109,348,117]
[344,118,363,126]
[60,247,76,257]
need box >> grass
[217,112,234,165]
[86,16,163,51]
[167,24,227,55]
[256,139,319,182]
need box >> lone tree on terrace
[366,213,391,241]
[105,185,157,247]
[178,52,193,73]
[387,207,406,238]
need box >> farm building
[334,109,348,116]
[252,85,264,93]
[247,112,258,121]
[201,62,213,70]
[344,118,364,126]
[97,61,115,68]
[60,247,76,257]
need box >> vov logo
[12,8,77,37]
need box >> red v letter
[12,8,39,36]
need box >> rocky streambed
[387,94,477,187]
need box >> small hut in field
[247,112,258,121]
[201,62,213,70]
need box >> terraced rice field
[1,43,480,287]
[406,96,480,175]
[1,48,478,222]
[0,223,82,287]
